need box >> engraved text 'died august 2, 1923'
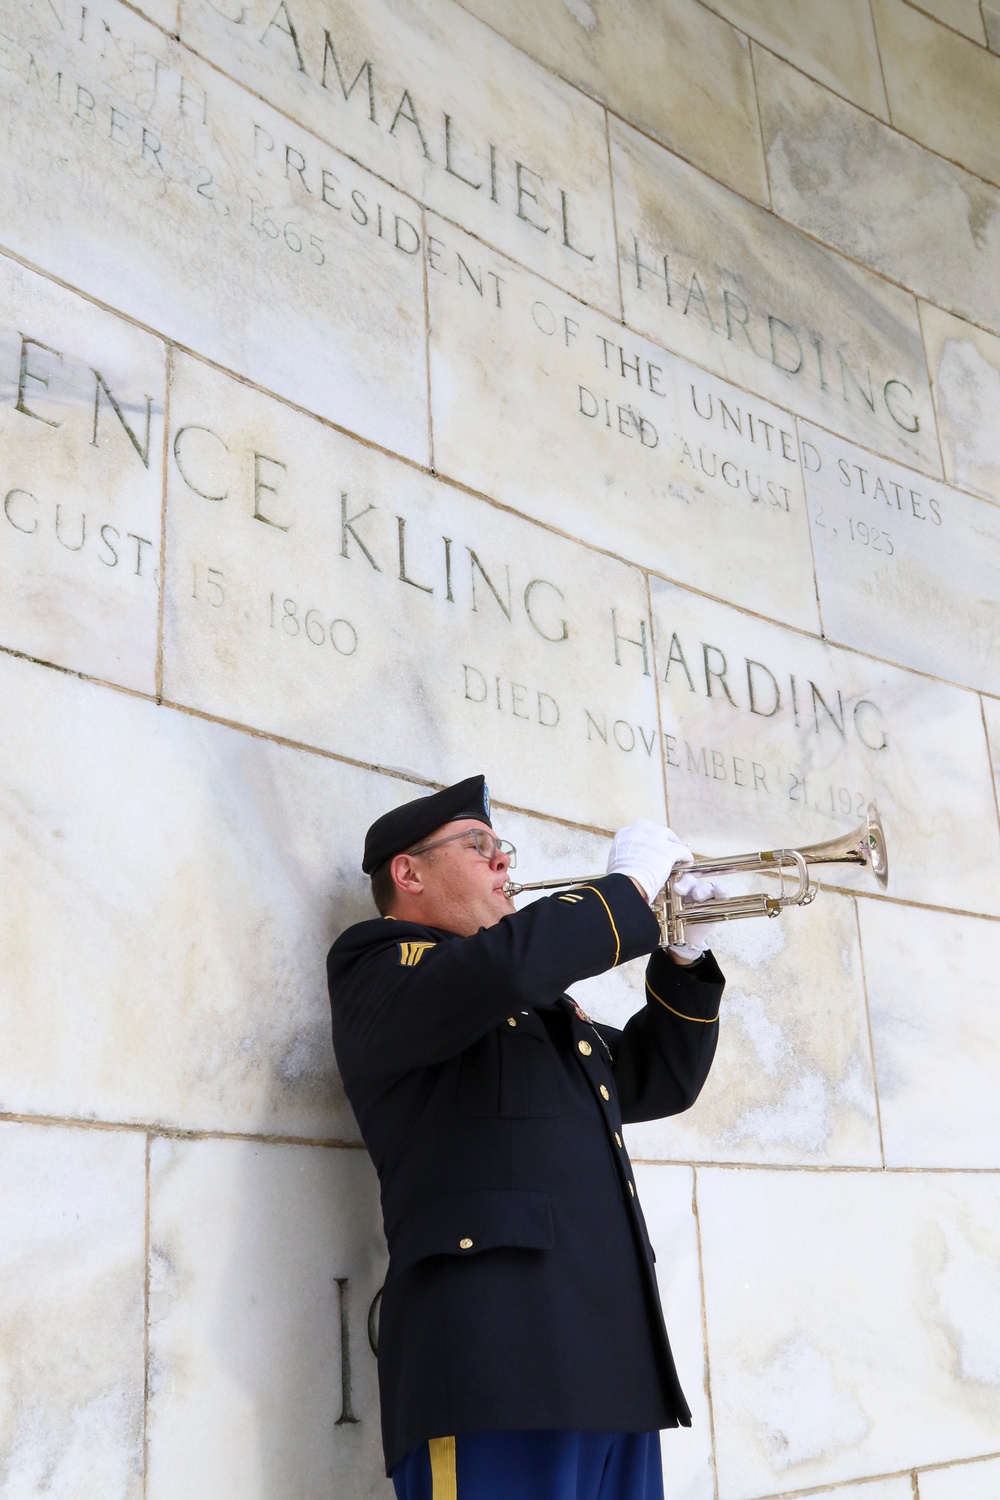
[427,216,820,633]
[0,0,428,460]
[800,422,1000,695]
[0,252,164,691]
[162,353,665,830]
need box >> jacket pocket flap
[390,1190,553,1271]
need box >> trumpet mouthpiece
[503,880,522,897]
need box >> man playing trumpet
[327,775,725,1500]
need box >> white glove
[606,820,693,903]
[668,872,726,962]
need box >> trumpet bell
[794,801,889,890]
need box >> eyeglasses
[407,828,517,868]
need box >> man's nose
[492,846,511,872]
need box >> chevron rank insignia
[558,892,585,904]
[399,940,436,967]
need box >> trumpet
[503,803,889,949]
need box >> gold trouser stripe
[428,1436,457,1500]
[646,977,719,1024]
[577,885,621,967]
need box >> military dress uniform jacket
[327,874,724,1473]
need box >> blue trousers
[391,1430,664,1500]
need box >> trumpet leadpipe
[502,875,596,898]
[502,802,887,949]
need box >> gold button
[628,1182,635,1197]
[615,1132,622,1147]
[578,1040,592,1056]
[507,1017,517,1027]
[600,1085,610,1100]
[459,1237,473,1249]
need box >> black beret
[363,775,492,874]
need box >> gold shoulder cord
[575,886,621,967]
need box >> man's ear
[390,852,425,897]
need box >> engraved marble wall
[870,0,1000,189]
[698,1170,1000,1496]
[756,44,1000,332]
[610,119,938,475]
[920,1454,1000,1498]
[427,216,820,631]
[0,1123,146,1498]
[147,1138,389,1500]
[0,256,165,690]
[0,0,431,458]
[2,1,999,1497]
[163,352,665,828]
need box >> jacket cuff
[644,947,724,1023]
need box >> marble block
[984,694,1000,789]
[649,576,1000,917]
[697,1168,1000,1497]
[0,253,164,692]
[986,5,1000,52]
[861,902,1000,1169]
[0,0,428,461]
[921,301,1000,502]
[921,1453,1000,1498]
[634,1165,713,1500]
[427,216,821,634]
[800,422,1000,694]
[178,0,618,312]
[147,1137,391,1500]
[787,1480,913,1500]
[451,0,767,207]
[0,647,429,1138]
[706,0,888,117]
[911,0,987,42]
[755,46,1000,335]
[132,0,178,31]
[0,1122,145,1500]
[162,352,666,831]
[631,893,878,1168]
[611,120,937,476]
[872,0,1000,190]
